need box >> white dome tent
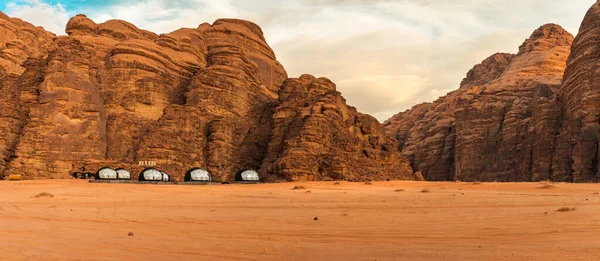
[185,168,211,182]
[95,167,117,180]
[115,168,131,180]
[138,168,170,182]
[235,169,260,183]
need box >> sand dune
[1,180,599,260]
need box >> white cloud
[1,0,594,121]
[5,0,69,35]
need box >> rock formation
[385,24,573,182]
[553,1,600,182]
[387,1,600,183]
[0,14,55,178]
[261,75,414,181]
[386,1,600,183]
[0,13,414,181]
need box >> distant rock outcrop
[262,75,414,181]
[0,13,414,181]
[385,24,574,182]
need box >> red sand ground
[1,180,599,260]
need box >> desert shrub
[34,192,53,198]
[556,207,576,212]
[539,181,555,189]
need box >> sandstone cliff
[553,1,600,182]
[387,1,600,183]
[385,24,573,182]
[0,15,55,178]
[262,75,414,181]
[0,13,413,181]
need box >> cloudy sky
[0,0,594,121]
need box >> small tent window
[185,168,211,182]
[96,167,117,180]
[160,171,170,182]
[236,169,259,181]
[115,168,131,180]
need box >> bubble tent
[235,169,260,182]
[95,167,117,180]
[115,168,131,180]
[184,167,212,182]
[138,168,170,182]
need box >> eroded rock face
[385,24,573,182]
[0,13,411,181]
[262,75,414,181]
[554,1,600,182]
[0,13,55,178]
[0,12,55,75]
[136,19,284,181]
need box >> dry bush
[395,189,405,192]
[33,192,53,198]
[539,181,555,189]
[292,185,306,190]
[556,207,576,212]
[333,182,341,185]
[364,182,372,185]
[472,182,482,185]
[421,188,430,193]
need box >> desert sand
[1,180,599,261]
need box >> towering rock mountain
[386,1,600,183]
[0,13,414,181]
[553,1,600,182]
[385,24,574,182]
